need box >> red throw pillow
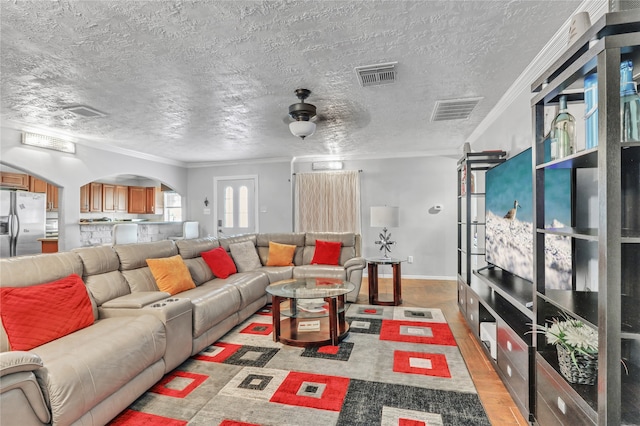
[0,274,94,351]
[201,247,237,278]
[310,240,342,265]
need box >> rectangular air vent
[63,105,107,118]
[355,62,397,87]
[431,97,483,121]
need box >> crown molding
[187,156,293,168]
[292,148,460,164]
[466,0,608,147]
[1,120,188,167]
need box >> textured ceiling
[0,1,581,164]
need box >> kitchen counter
[78,221,178,225]
[79,221,184,246]
[37,238,58,253]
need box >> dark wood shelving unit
[474,268,534,318]
[457,151,540,421]
[531,12,640,425]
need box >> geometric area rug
[108,304,490,426]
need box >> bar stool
[169,221,199,241]
[111,224,138,245]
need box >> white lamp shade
[289,120,316,138]
[370,206,399,228]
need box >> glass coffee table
[266,277,355,347]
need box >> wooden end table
[266,277,355,347]
[367,257,403,306]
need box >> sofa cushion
[115,240,178,271]
[0,274,94,351]
[258,266,294,283]
[293,265,347,281]
[176,238,220,259]
[177,281,242,337]
[73,246,130,306]
[266,241,296,266]
[121,269,159,293]
[256,233,305,265]
[201,247,237,278]
[303,232,357,266]
[183,257,215,285]
[229,240,262,272]
[310,240,342,265]
[146,255,196,295]
[32,315,165,426]
[218,233,257,251]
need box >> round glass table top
[266,277,355,299]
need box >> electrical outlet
[407,256,414,263]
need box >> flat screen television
[485,147,572,289]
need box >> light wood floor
[356,277,529,425]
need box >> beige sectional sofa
[0,232,364,426]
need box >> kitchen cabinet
[29,176,58,211]
[103,184,128,213]
[115,185,128,213]
[80,183,102,212]
[1,172,29,190]
[145,187,155,214]
[89,182,102,212]
[80,184,90,213]
[128,186,146,214]
[29,176,47,193]
[46,184,58,211]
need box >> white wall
[294,156,458,279]
[1,126,188,251]
[186,160,293,237]
[187,155,457,278]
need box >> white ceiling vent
[431,97,483,121]
[355,62,397,87]
[63,105,107,118]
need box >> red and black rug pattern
[109,305,489,426]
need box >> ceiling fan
[284,88,372,140]
[288,88,317,140]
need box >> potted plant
[545,316,598,385]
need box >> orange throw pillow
[146,255,196,295]
[266,241,297,266]
[0,274,94,351]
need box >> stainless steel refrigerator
[0,190,46,257]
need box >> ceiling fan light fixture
[288,89,317,139]
[289,120,316,140]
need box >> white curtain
[294,170,361,233]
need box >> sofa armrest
[344,256,366,271]
[0,352,42,377]
[1,353,50,424]
[344,257,366,303]
[100,297,193,373]
[101,291,170,309]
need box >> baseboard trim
[363,273,456,281]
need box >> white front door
[214,176,258,237]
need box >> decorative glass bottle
[584,73,598,149]
[550,95,576,160]
[620,59,640,142]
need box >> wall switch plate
[407,256,414,263]
[203,208,211,215]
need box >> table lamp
[370,206,399,258]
